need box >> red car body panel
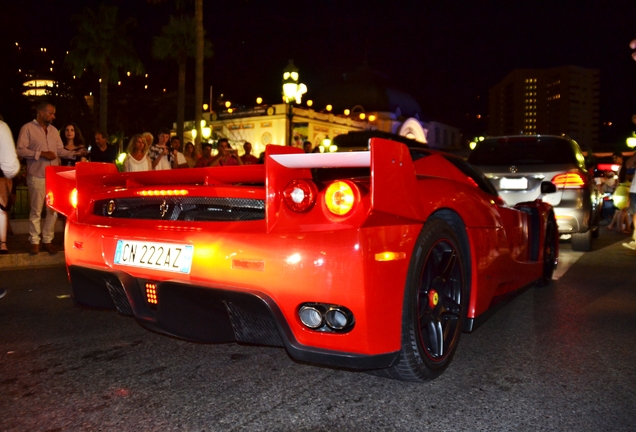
[46,137,556,369]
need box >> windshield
[468,137,577,166]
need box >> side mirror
[540,181,557,194]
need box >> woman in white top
[123,134,152,172]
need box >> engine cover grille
[94,197,265,221]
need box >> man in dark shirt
[90,130,118,163]
[194,142,214,167]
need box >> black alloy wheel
[378,218,467,382]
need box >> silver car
[468,135,601,251]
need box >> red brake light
[551,173,586,188]
[283,179,318,212]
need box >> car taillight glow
[324,180,357,216]
[70,188,78,208]
[551,173,586,188]
[136,189,189,196]
[145,283,158,305]
[283,179,317,212]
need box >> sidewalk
[0,219,66,270]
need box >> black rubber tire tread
[374,217,468,382]
[571,228,592,252]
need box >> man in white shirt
[169,136,189,169]
[16,102,85,255]
[149,128,172,170]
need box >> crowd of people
[599,151,636,250]
[0,101,269,259]
[124,128,264,172]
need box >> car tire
[592,226,600,239]
[571,228,592,252]
[376,218,468,382]
[536,216,557,287]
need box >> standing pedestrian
[622,152,636,250]
[194,142,214,167]
[60,122,87,166]
[0,116,20,256]
[209,138,243,167]
[184,142,197,168]
[240,142,259,165]
[149,128,172,170]
[16,101,85,255]
[169,136,189,169]
[303,141,313,153]
[123,134,152,172]
[89,130,118,163]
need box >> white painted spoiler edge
[269,151,371,169]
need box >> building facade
[488,66,600,147]
[181,63,463,155]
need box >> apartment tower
[488,66,600,147]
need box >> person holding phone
[209,138,243,167]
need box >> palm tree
[194,0,204,147]
[148,0,204,145]
[66,4,144,133]
[152,15,212,142]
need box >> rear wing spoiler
[46,138,429,225]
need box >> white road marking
[553,250,585,280]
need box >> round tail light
[283,179,318,212]
[324,180,357,216]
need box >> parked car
[45,134,558,382]
[468,135,601,252]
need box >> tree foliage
[65,4,144,132]
[152,15,212,141]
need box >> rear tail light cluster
[551,172,586,189]
[46,188,78,210]
[283,179,360,216]
[298,303,354,332]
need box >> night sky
[2,0,636,141]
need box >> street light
[282,60,307,146]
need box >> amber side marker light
[324,181,357,215]
[374,252,407,262]
[46,191,54,207]
[136,189,189,197]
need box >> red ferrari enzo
[45,135,558,382]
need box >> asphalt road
[1,229,635,431]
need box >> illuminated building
[488,66,600,147]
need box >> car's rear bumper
[64,219,419,367]
[68,265,400,370]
